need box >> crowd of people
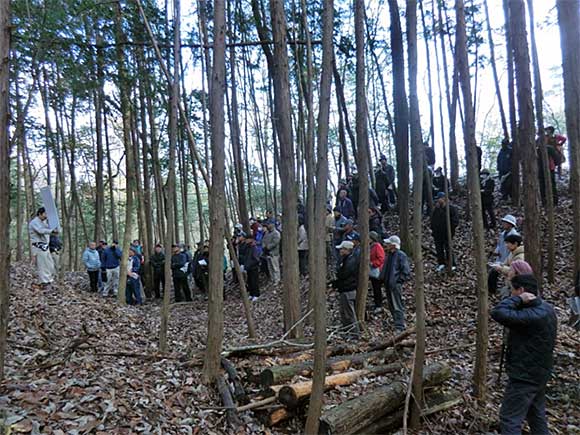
[28,128,568,435]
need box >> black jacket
[480,176,495,205]
[150,252,165,273]
[335,250,360,293]
[491,296,557,385]
[380,249,410,290]
[375,165,396,198]
[369,213,383,236]
[171,252,188,279]
[430,204,459,240]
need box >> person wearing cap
[430,192,459,272]
[491,274,557,435]
[125,247,142,305]
[336,188,355,220]
[497,138,513,201]
[342,219,358,243]
[333,240,361,338]
[149,244,165,299]
[262,221,281,285]
[29,207,58,287]
[480,168,496,229]
[369,231,386,311]
[379,235,410,332]
[171,244,192,302]
[488,215,519,294]
[102,240,122,297]
[375,155,397,212]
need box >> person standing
[297,217,309,277]
[491,274,557,435]
[82,241,101,293]
[126,247,142,305]
[497,139,513,201]
[333,240,361,338]
[336,188,355,220]
[430,192,459,272]
[49,233,63,281]
[243,236,261,301]
[368,207,383,238]
[375,155,397,212]
[262,222,281,285]
[171,244,192,302]
[149,244,165,299]
[480,168,496,229]
[380,236,411,333]
[432,167,449,198]
[102,240,122,297]
[29,207,57,287]
[369,231,385,312]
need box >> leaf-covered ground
[1,185,579,434]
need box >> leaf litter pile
[1,187,579,434]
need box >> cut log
[236,396,277,412]
[353,390,463,434]
[221,358,249,405]
[257,406,292,426]
[260,349,405,386]
[216,375,242,427]
[278,363,404,409]
[319,362,451,435]
[367,328,416,352]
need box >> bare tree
[203,0,227,382]
[455,0,489,400]
[557,0,580,279]
[0,0,10,380]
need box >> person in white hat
[332,240,360,338]
[379,235,410,333]
[488,214,519,295]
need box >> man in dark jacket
[149,244,165,299]
[497,138,513,201]
[102,241,122,297]
[333,240,360,338]
[336,188,355,220]
[491,274,557,435]
[350,174,380,214]
[380,236,411,333]
[242,236,261,301]
[432,167,449,198]
[375,155,397,212]
[171,244,192,302]
[480,168,496,229]
[430,192,459,272]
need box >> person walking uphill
[333,240,361,338]
[102,241,122,297]
[82,242,101,293]
[379,236,411,333]
[430,192,459,272]
[29,207,57,287]
[491,274,557,435]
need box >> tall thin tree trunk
[557,0,580,279]
[203,0,227,383]
[509,0,542,282]
[456,0,489,401]
[388,0,411,253]
[0,0,10,380]
[407,0,426,427]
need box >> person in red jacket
[369,231,386,312]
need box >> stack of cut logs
[216,329,461,434]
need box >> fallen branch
[216,375,242,427]
[221,358,249,405]
[236,396,277,412]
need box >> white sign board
[40,187,60,231]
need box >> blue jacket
[497,146,513,176]
[491,296,557,385]
[127,255,141,280]
[380,249,410,290]
[102,246,122,269]
[82,248,101,271]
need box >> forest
[0,0,579,434]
